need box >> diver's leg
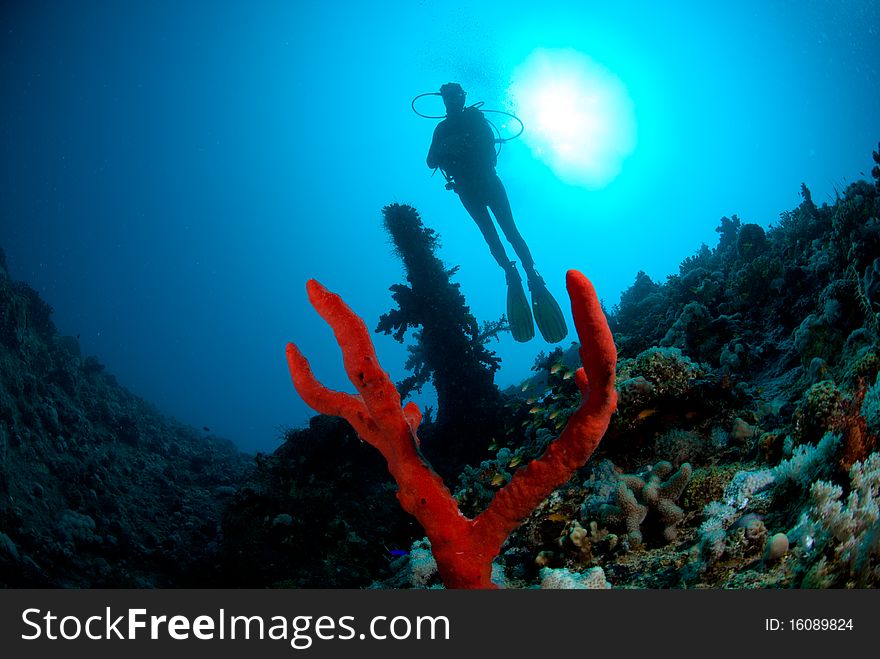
[458,191,514,273]
[486,175,537,277]
[459,189,535,341]
[486,176,566,342]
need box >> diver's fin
[528,273,568,343]
[505,264,535,342]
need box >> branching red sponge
[285,270,617,588]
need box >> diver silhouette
[426,82,567,343]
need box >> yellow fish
[509,456,523,468]
[550,363,563,374]
[529,406,542,414]
[636,408,657,420]
[490,473,506,487]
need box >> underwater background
[1,1,880,588]
[1,0,877,454]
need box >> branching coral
[598,460,693,546]
[285,270,616,588]
[789,452,880,586]
[689,432,841,574]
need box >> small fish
[202,426,211,432]
[526,398,537,405]
[529,406,542,414]
[509,455,523,468]
[490,473,506,487]
[562,370,574,380]
[550,363,564,374]
[636,409,656,421]
[521,382,530,392]
[548,409,560,420]
[488,441,499,451]
[388,549,409,557]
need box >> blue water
[1,0,877,453]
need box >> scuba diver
[425,82,567,343]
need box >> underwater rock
[730,417,758,446]
[616,375,654,407]
[660,301,711,351]
[0,532,19,563]
[807,357,830,384]
[618,347,706,398]
[763,532,789,563]
[793,381,845,445]
[736,223,769,261]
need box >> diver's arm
[427,124,444,169]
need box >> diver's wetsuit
[426,107,535,276]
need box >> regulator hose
[411,92,524,142]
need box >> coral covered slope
[0,250,251,587]
[3,152,879,588]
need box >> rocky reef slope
[233,157,880,589]
[3,150,879,589]
[0,250,251,587]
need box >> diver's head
[440,82,466,114]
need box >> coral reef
[0,256,251,587]
[285,270,616,588]
[217,415,413,587]
[788,453,880,587]
[595,460,693,547]
[863,373,880,436]
[538,566,611,589]
[4,148,880,590]
[479,151,880,589]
